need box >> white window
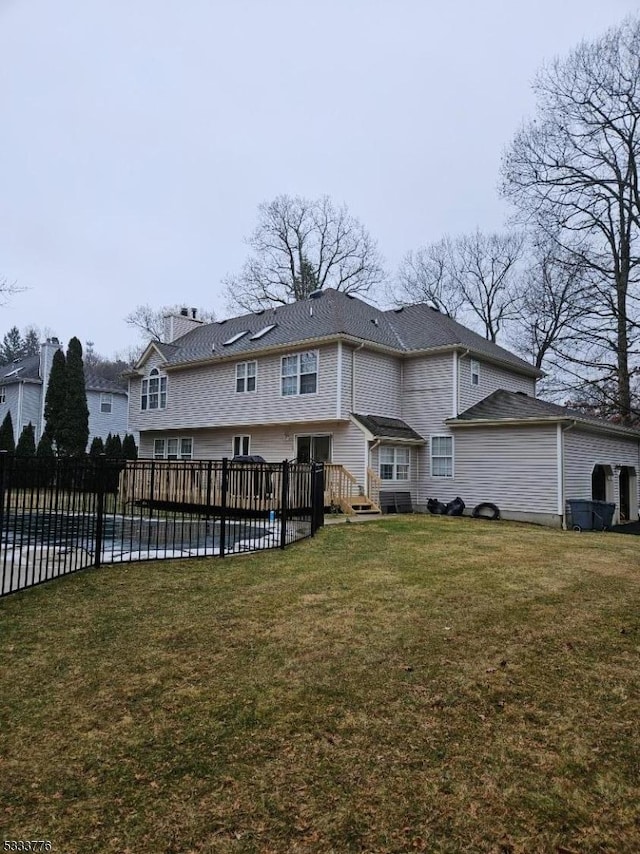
[236,361,257,393]
[379,446,410,481]
[281,351,318,396]
[153,437,193,460]
[470,359,480,386]
[141,368,167,411]
[100,393,112,413]
[0,387,5,404]
[233,435,251,457]
[431,436,454,477]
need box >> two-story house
[126,291,640,527]
[0,338,129,449]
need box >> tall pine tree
[122,434,138,460]
[1,326,24,363]
[44,348,66,448]
[58,337,89,457]
[16,422,36,457]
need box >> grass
[1,514,639,853]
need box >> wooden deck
[118,461,380,517]
[118,461,313,513]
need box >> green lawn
[1,515,639,853]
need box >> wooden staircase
[324,464,381,516]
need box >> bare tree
[450,230,524,342]
[501,17,640,422]
[125,304,216,344]
[0,277,22,305]
[510,237,588,372]
[394,237,465,317]
[224,195,386,311]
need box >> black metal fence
[0,454,325,597]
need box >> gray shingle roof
[0,356,126,394]
[451,389,640,438]
[352,414,425,442]
[0,355,41,383]
[83,370,128,395]
[154,289,539,375]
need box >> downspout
[336,341,343,420]
[351,342,365,414]
[559,420,577,529]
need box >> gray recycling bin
[592,500,616,531]
[567,499,594,531]
[567,499,616,531]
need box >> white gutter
[336,341,342,420]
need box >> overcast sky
[0,0,638,356]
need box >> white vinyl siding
[457,357,536,413]
[441,425,559,515]
[87,389,128,450]
[352,349,402,416]
[564,428,640,521]
[129,345,339,433]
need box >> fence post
[280,459,289,549]
[93,454,106,568]
[220,457,228,557]
[205,460,213,519]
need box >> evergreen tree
[0,412,15,451]
[16,423,36,457]
[110,434,123,459]
[35,433,55,487]
[122,433,138,460]
[22,327,40,357]
[1,326,24,363]
[36,433,55,460]
[44,348,66,448]
[89,436,105,457]
[58,337,89,457]
[104,432,114,456]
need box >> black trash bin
[592,500,616,531]
[567,499,595,531]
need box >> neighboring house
[0,338,129,448]
[126,292,640,527]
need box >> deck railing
[367,467,382,509]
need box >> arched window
[141,367,167,410]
